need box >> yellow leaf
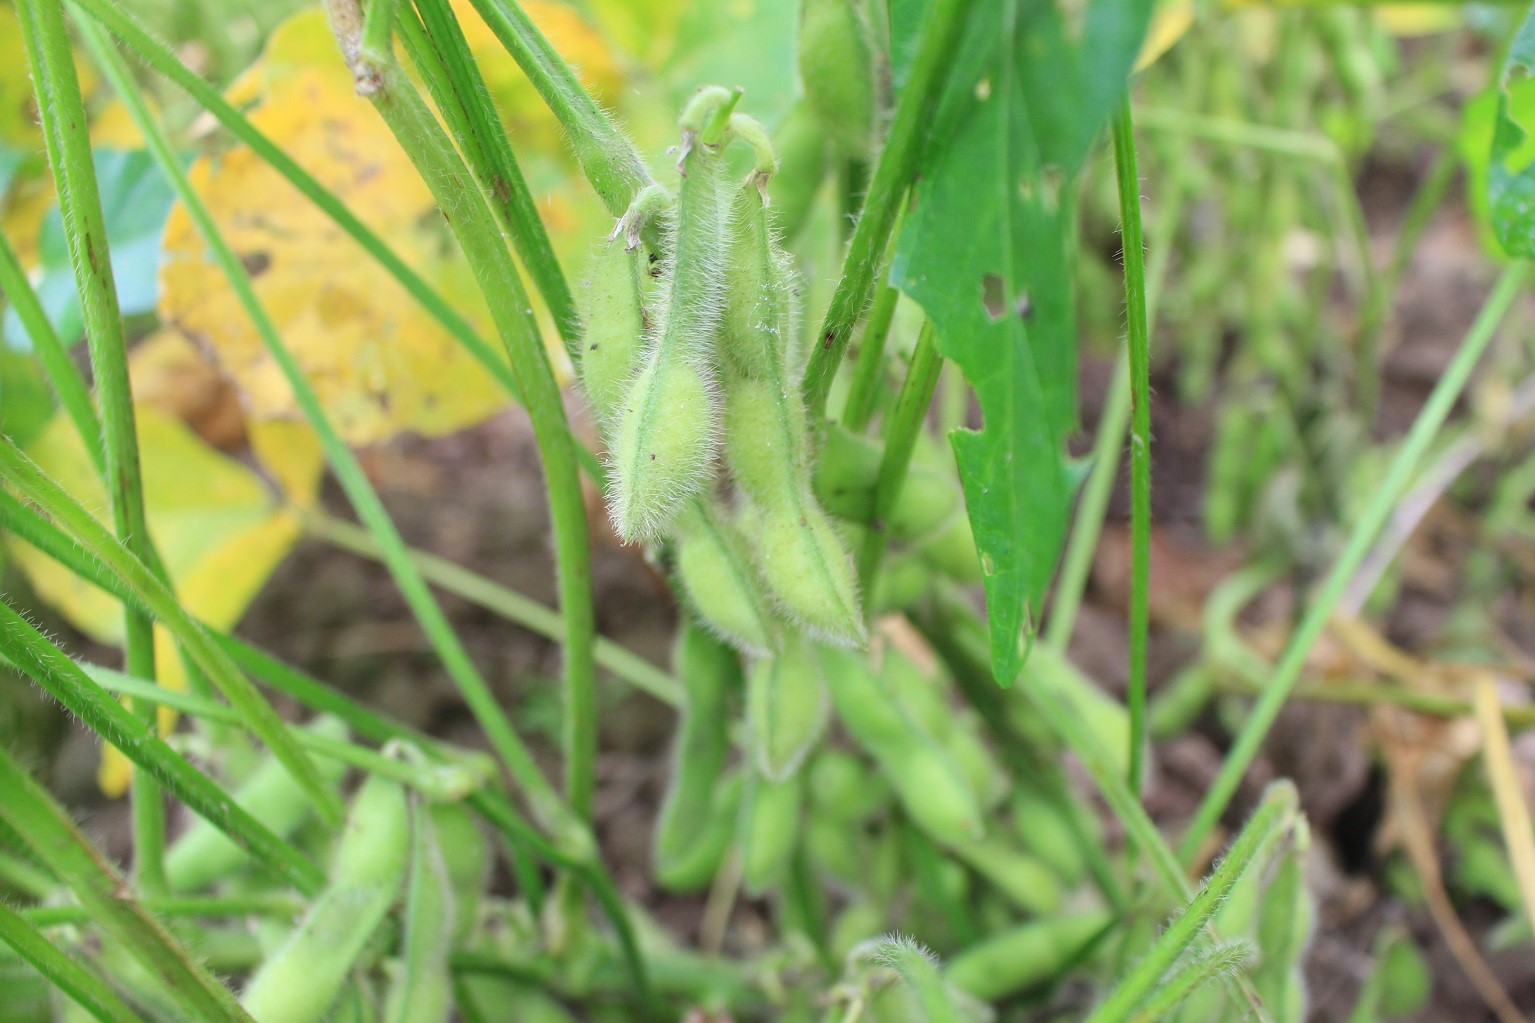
[1136,0,1193,72]
[0,4,38,148]
[158,8,515,445]
[1373,5,1460,37]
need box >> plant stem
[0,741,257,1023]
[1178,260,1529,865]
[336,4,598,829]
[462,0,655,220]
[800,0,974,418]
[405,0,580,352]
[840,279,900,431]
[16,0,165,896]
[0,231,101,473]
[0,902,148,1023]
[1111,98,1152,797]
[1086,783,1297,1023]
[303,510,681,706]
[65,0,605,487]
[856,320,942,592]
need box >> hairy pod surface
[673,500,779,654]
[766,99,828,242]
[721,186,800,382]
[427,802,488,948]
[814,423,960,541]
[654,624,739,884]
[165,715,349,893]
[576,237,651,439]
[882,652,1006,810]
[820,646,982,841]
[754,500,865,646]
[241,774,410,1023]
[797,0,875,157]
[948,835,1062,916]
[609,95,734,541]
[746,635,829,781]
[1011,785,1089,886]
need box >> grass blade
[15,0,165,893]
[0,742,255,1022]
[0,902,147,1023]
[1474,678,1535,942]
[1178,260,1528,864]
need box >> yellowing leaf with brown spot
[158,8,513,446]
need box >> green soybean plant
[4,0,1532,1020]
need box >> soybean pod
[575,231,651,439]
[383,799,455,1023]
[798,0,876,157]
[673,499,780,655]
[609,88,737,541]
[944,912,1111,1002]
[820,647,983,842]
[240,774,410,1023]
[654,624,738,887]
[165,715,349,894]
[740,767,803,894]
[746,635,829,781]
[719,167,863,645]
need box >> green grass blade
[800,0,975,418]
[0,433,341,826]
[15,0,166,894]
[0,742,255,1023]
[1178,260,1529,865]
[0,230,101,474]
[0,600,326,895]
[335,5,599,830]
[1110,98,1151,796]
[1086,783,1297,1023]
[77,16,569,835]
[0,902,147,1023]
[461,0,655,220]
[856,320,943,591]
[407,0,580,353]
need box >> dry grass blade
[1473,678,1535,943]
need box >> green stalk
[0,434,339,825]
[81,17,571,834]
[0,232,101,473]
[0,742,255,1023]
[1128,942,1252,1023]
[303,510,681,706]
[1111,99,1151,797]
[461,0,654,220]
[1179,261,1529,864]
[800,0,974,418]
[1087,784,1297,1023]
[840,279,900,431]
[856,320,942,591]
[406,0,580,353]
[0,599,325,895]
[64,0,607,488]
[15,0,165,895]
[0,902,147,1023]
[338,5,598,828]
[22,894,304,929]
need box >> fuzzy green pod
[740,768,802,894]
[1010,785,1088,887]
[576,236,650,438]
[829,900,886,963]
[882,652,1006,810]
[918,510,983,584]
[805,809,866,886]
[821,646,983,842]
[766,99,828,242]
[872,555,929,613]
[808,747,890,821]
[655,624,736,860]
[747,635,829,780]
[165,715,349,893]
[240,774,410,1023]
[655,772,741,892]
[427,802,487,947]
[609,90,736,541]
[814,424,959,542]
[719,183,864,644]
[1253,820,1313,1023]
[945,912,1110,1002]
[673,500,779,654]
[383,803,455,1023]
[798,0,875,157]
[947,835,1062,916]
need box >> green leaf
[2,148,173,350]
[0,347,54,445]
[1488,8,1535,256]
[891,0,1151,682]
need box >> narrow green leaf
[0,742,255,1023]
[1489,9,1535,256]
[0,902,147,1023]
